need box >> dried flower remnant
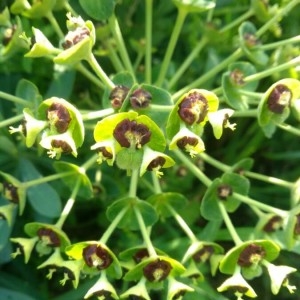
[217,184,233,200]
[143,259,172,282]
[2,182,19,203]
[192,245,214,263]
[244,33,259,47]
[238,244,266,267]
[83,244,113,270]
[178,91,208,125]
[113,119,151,149]
[109,85,129,109]
[130,88,152,109]
[263,216,283,232]
[47,102,72,133]
[267,84,292,114]
[62,26,90,49]
[37,228,61,247]
[230,69,245,86]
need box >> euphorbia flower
[167,276,194,300]
[120,277,150,300]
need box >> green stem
[232,109,258,118]
[174,150,212,187]
[151,172,162,194]
[244,56,300,83]
[238,90,263,99]
[45,11,64,39]
[99,206,128,244]
[81,108,115,121]
[21,171,74,189]
[64,2,78,17]
[156,8,188,87]
[76,63,105,89]
[172,48,243,101]
[108,14,136,82]
[104,39,125,72]
[167,204,197,242]
[129,169,139,198]
[256,0,300,38]
[134,206,157,257]
[199,152,229,173]
[277,123,300,136]
[55,177,82,228]
[233,192,288,218]
[87,53,115,89]
[254,35,300,51]
[81,154,98,171]
[218,201,243,246]
[149,104,173,112]
[0,91,34,107]
[0,114,24,128]
[145,0,153,84]
[219,9,254,33]
[168,37,207,89]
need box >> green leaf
[106,197,158,230]
[222,62,258,111]
[0,220,11,251]
[219,240,280,275]
[53,161,93,199]
[147,192,187,218]
[0,288,36,300]
[79,0,116,21]
[15,79,42,113]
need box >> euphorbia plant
[0,0,300,299]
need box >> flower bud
[109,85,129,109]
[178,91,208,125]
[113,119,151,149]
[130,88,152,109]
[267,84,292,114]
[143,259,172,282]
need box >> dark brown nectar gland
[267,84,292,114]
[2,182,19,204]
[51,140,72,154]
[263,215,283,232]
[143,259,172,282]
[113,119,151,149]
[176,136,198,149]
[130,88,152,109]
[133,248,150,263]
[37,228,61,247]
[237,244,265,267]
[192,245,214,263]
[147,157,166,171]
[47,103,72,133]
[178,91,209,125]
[92,291,114,299]
[62,27,90,49]
[109,85,129,109]
[82,244,113,270]
[96,147,113,159]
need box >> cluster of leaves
[0,0,300,300]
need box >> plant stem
[238,90,263,99]
[0,91,34,107]
[76,63,105,89]
[156,8,188,87]
[199,152,229,172]
[256,0,300,38]
[168,37,207,89]
[151,172,162,194]
[104,39,125,72]
[172,48,243,101]
[174,150,212,187]
[218,201,243,245]
[149,104,173,112]
[167,204,197,242]
[64,2,78,17]
[99,207,128,244]
[0,114,24,128]
[254,35,300,51]
[55,177,82,228]
[277,123,300,136]
[134,206,157,257]
[87,52,115,89]
[233,192,288,218]
[243,56,300,83]
[129,169,139,198]
[45,11,64,39]
[108,14,136,82]
[81,108,115,121]
[145,0,153,84]
[81,154,98,171]
[232,109,258,118]
[22,171,74,189]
